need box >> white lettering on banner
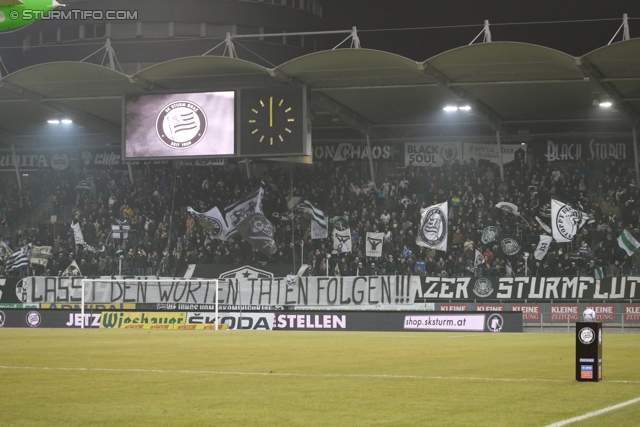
[275,314,346,329]
[187,312,273,330]
[510,304,541,321]
[313,144,392,161]
[463,143,521,164]
[0,154,50,169]
[439,304,468,311]
[94,152,121,166]
[405,142,459,167]
[417,276,638,300]
[584,305,615,321]
[65,313,101,327]
[545,139,627,162]
[404,315,485,331]
[476,304,504,312]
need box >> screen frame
[122,90,237,161]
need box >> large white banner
[462,143,523,165]
[19,275,421,307]
[333,228,352,253]
[416,202,448,251]
[405,142,524,167]
[365,232,384,257]
[405,142,462,167]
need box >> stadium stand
[1,152,639,279]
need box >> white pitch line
[0,365,638,384]
[543,396,640,427]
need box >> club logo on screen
[156,101,208,149]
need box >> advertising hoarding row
[0,309,523,332]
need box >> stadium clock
[247,96,296,147]
[239,86,310,157]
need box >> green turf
[0,330,638,426]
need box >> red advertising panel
[439,304,468,311]
[475,304,505,312]
[550,304,579,321]
[624,305,640,322]
[584,305,615,322]
[510,304,541,321]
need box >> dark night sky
[320,0,640,60]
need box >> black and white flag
[5,246,29,271]
[333,228,352,253]
[551,199,590,243]
[295,200,327,228]
[416,202,448,252]
[236,212,277,256]
[71,221,86,246]
[111,220,131,239]
[223,187,264,238]
[311,219,328,240]
[187,206,228,241]
[474,249,485,267]
[29,246,52,267]
[534,235,553,260]
[498,235,522,257]
[481,226,499,244]
[365,232,384,258]
[0,241,12,261]
[62,260,82,277]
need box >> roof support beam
[267,67,379,139]
[419,62,504,133]
[0,80,121,138]
[577,57,640,126]
[311,92,373,137]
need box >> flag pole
[290,164,295,274]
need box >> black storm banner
[533,138,631,163]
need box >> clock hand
[269,96,273,128]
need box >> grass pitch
[0,330,638,427]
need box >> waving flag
[551,199,590,243]
[295,200,327,228]
[223,187,263,238]
[188,206,228,241]
[617,229,640,256]
[236,213,277,256]
[534,235,553,260]
[29,246,52,267]
[416,202,448,251]
[5,246,28,271]
[474,249,485,267]
[71,221,86,246]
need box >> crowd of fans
[1,152,639,278]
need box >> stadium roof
[0,39,639,149]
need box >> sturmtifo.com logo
[156,101,208,149]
